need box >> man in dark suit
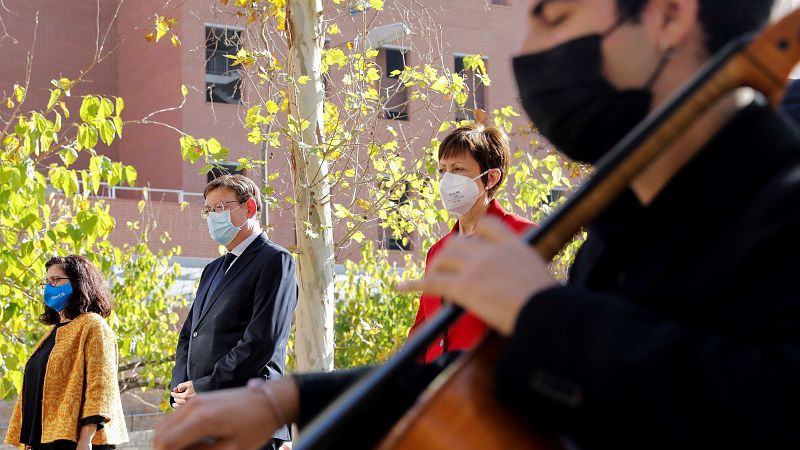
[168,174,296,450]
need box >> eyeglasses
[200,200,242,220]
[40,276,71,287]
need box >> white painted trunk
[286,0,335,371]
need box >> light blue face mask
[206,203,245,246]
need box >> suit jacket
[170,232,296,441]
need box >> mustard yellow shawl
[4,313,128,447]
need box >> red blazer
[408,199,535,363]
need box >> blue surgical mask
[44,283,73,312]
[206,205,245,246]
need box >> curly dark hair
[40,255,113,325]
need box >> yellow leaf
[366,68,381,83]
[171,34,182,47]
[13,84,25,102]
[327,24,340,35]
[297,75,311,85]
[181,84,188,97]
[369,0,384,10]
[355,199,371,211]
[155,16,170,42]
[6,98,13,108]
[266,100,279,114]
[145,33,155,42]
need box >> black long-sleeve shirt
[295,103,800,449]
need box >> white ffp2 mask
[439,170,490,216]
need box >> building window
[206,26,243,104]
[455,55,487,121]
[378,48,409,120]
[206,162,244,183]
[384,182,412,250]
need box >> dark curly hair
[40,255,113,325]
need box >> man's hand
[153,378,300,450]
[171,380,196,408]
[398,216,558,335]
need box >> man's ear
[645,0,698,51]
[246,198,258,218]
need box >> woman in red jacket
[408,123,534,363]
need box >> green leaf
[115,97,125,115]
[113,116,123,139]
[333,203,353,219]
[99,120,115,146]
[79,96,99,123]
[59,147,79,166]
[205,138,223,157]
[98,98,114,120]
[13,84,26,102]
[47,89,61,111]
[125,165,138,186]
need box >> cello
[295,8,800,450]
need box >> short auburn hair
[41,255,113,325]
[438,123,510,199]
[204,174,262,214]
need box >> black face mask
[513,30,670,164]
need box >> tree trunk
[286,0,335,371]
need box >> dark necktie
[197,252,237,316]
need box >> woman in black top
[5,255,128,450]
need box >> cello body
[375,335,564,450]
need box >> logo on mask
[44,283,73,312]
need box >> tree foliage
[178,0,589,368]
[0,81,185,400]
